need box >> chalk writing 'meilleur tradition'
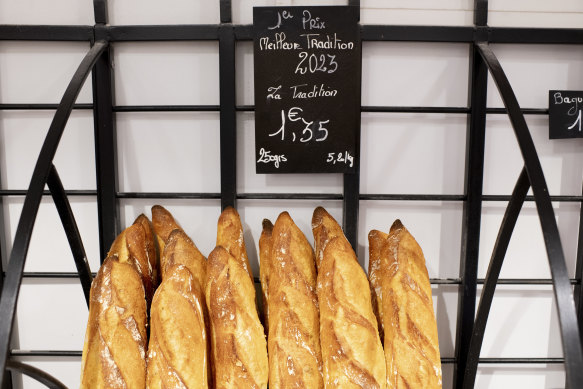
[259,32,355,51]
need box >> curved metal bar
[5,360,67,389]
[0,40,108,386]
[462,167,530,388]
[46,165,93,306]
[475,42,583,387]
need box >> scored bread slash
[133,213,159,288]
[258,218,274,331]
[368,228,389,343]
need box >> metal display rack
[0,0,582,387]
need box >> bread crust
[368,229,389,343]
[108,222,155,306]
[146,264,210,388]
[80,256,147,389]
[161,228,207,285]
[205,246,268,389]
[151,204,182,256]
[381,220,442,389]
[216,206,254,282]
[311,206,350,272]
[268,212,323,389]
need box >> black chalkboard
[549,90,583,139]
[253,6,361,173]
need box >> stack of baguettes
[80,205,441,388]
[80,205,269,389]
[80,205,212,388]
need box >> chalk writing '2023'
[295,52,338,74]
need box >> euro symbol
[288,107,303,122]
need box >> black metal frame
[0,0,582,387]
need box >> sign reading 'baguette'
[549,90,583,139]
[253,6,361,173]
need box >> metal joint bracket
[94,24,110,42]
[473,26,490,43]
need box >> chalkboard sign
[549,90,583,139]
[253,6,361,173]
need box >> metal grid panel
[0,0,582,387]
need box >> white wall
[1,1,582,388]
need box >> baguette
[259,218,274,330]
[108,222,155,305]
[146,264,210,388]
[311,206,349,271]
[268,212,323,388]
[216,206,254,282]
[312,206,385,388]
[205,246,268,389]
[368,229,389,343]
[317,236,386,388]
[80,256,147,388]
[382,220,442,388]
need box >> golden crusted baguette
[317,235,386,388]
[205,246,268,389]
[216,206,254,282]
[268,212,323,388]
[368,229,389,343]
[161,228,207,284]
[80,256,147,388]
[107,222,155,307]
[382,220,442,388]
[133,213,159,287]
[311,206,350,271]
[146,264,210,388]
[259,218,274,330]
[151,204,182,256]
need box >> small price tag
[549,90,583,139]
[253,6,361,173]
